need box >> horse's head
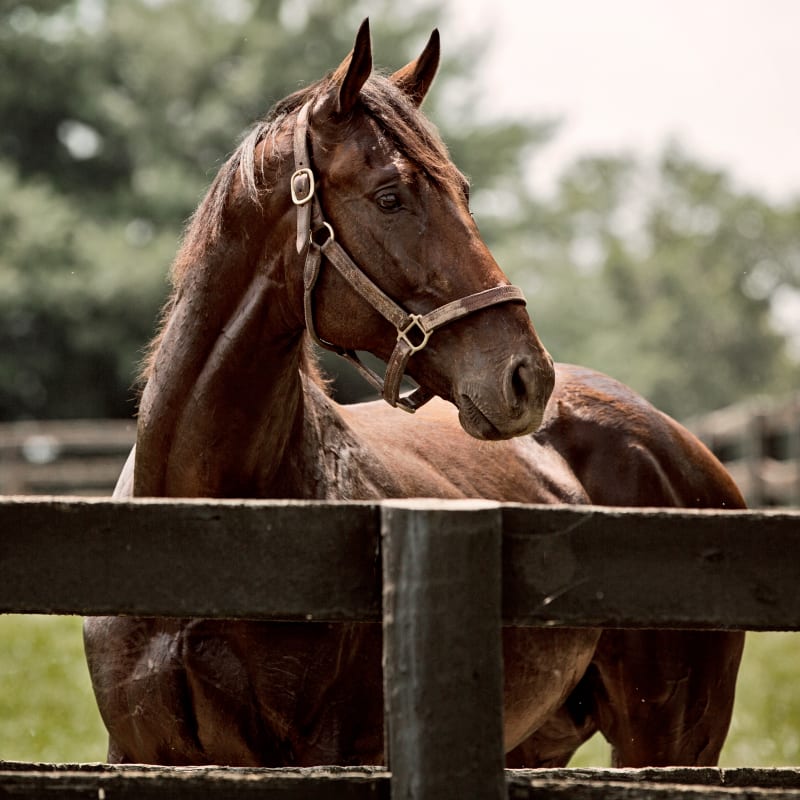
[276,21,555,439]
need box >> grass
[0,615,107,763]
[0,616,797,766]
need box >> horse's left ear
[390,29,440,107]
[331,18,373,116]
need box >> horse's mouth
[457,393,505,441]
[457,389,546,441]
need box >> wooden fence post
[381,499,505,800]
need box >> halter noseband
[290,101,526,413]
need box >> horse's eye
[376,191,402,213]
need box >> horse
[84,20,745,769]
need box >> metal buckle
[290,168,315,206]
[397,314,431,355]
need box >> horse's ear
[390,29,440,107]
[330,18,373,116]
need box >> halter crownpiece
[291,101,527,413]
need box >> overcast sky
[442,0,799,202]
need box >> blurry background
[0,0,798,767]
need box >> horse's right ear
[329,18,373,116]
[391,29,440,107]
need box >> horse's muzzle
[455,351,555,441]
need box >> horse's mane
[140,70,464,387]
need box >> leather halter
[290,101,527,413]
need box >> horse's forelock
[180,73,456,263]
[356,74,464,196]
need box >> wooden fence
[688,393,800,508]
[1,496,799,798]
[0,419,135,496]
[2,396,798,507]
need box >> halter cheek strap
[291,101,526,413]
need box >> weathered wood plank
[0,497,381,621]
[526,766,800,788]
[502,504,800,630]
[2,765,799,799]
[508,767,800,798]
[0,763,389,798]
[381,500,505,800]
[2,498,799,629]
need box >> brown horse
[84,21,744,769]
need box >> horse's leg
[84,616,210,766]
[505,672,599,767]
[107,737,130,764]
[589,628,745,766]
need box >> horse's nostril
[507,357,533,407]
[511,364,528,402]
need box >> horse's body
[84,22,744,769]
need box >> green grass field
[0,615,797,766]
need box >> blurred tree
[483,146,800,419]
[0,0,472,417]
[0,0,798,421]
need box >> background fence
[1,496,799,798]
[0,419,134,496]
[4,392,799,507]
[688,392,800,508]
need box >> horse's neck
[135,225,315,497]
[285,378,407,501]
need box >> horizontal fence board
[0,763,390,799]
[1,498,799,629]
[502,504,800,630]
[0,497,382,621]
[2,765,799,799]
[510,767,800,799]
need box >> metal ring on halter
[397,314,431,355]
[311,222,334,247]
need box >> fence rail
[2,497,798,629]
[1,496,799,798]
[0,419,134,496]
[2,763,800,799]
[688,392,800,507]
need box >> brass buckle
[397,314,431,355]
[290,167,315,206]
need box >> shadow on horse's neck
[134,163,328,499]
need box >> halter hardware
[397,314,431,355]
[291,101,526,412]
[290,167,315,206]
[311,221,334,247]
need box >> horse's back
[340,395,589,504]
[538,363,745,509]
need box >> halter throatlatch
[291,101,527,413]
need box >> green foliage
[0,161,170,418]
[0,0,457,418]
[1,0,799,423]
[484,147,800,419]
